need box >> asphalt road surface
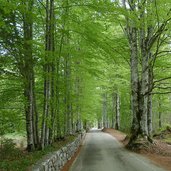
[69,129,166,171]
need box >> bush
[0,138,22,160]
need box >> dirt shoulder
[102,128,171,171]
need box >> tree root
[126,137,154,152]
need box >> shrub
[0,138,22,160]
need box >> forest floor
[103,128,171,171]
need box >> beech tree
[22,0,39,151]
[121,0,171,145]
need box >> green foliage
[0,135,76,171]
[0,0,171,159]
[0,139,22,160]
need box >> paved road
[69,129,166,171]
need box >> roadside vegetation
[0,135,76,171]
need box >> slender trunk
[23,0,39,151]
[49,0,55,144]
[71,103,74,134]
[115,93,120,130]
[140,32,148,138]
[112,93,115,128]
[24,82,35,151]
[147,66,153,136]
[147,94,152,135]
[98,119,101,129]
[56,97,61,138]
[102,93,107,128]
[64,53,72,135]
[158,98,162,128]
[49,63,55,144]
[56,58,61,138]
[76,75,81,132]
[41,0,55,149]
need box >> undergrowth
[0,135,76,171]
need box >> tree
[41,0,55,149]
[122,0,171,146]
[22,0,39,151]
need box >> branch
[156,50,171,56]
[54,4,93,10]
[37,0,46,9]
[0,107,23,110]
[127,0,136,11]
[0,69,19,77]
[152,91,171,95]
[147,17,171,51]
[154,0,160,29]
[153,86,171,90]
[153,76,171,84]
[150,35,169,68]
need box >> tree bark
[102,93,107,128]
[147,66,153,136]
[124,0,156,145]
[22,0,39,151]
[129,27,140,142]
[140,18,148,138]
[41,0,55,149]
[115,93,120,130]
[111,92,115,128]
[158,98,162,128]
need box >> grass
[0,135,76,171]
[163,136,171,144]
[153,125,171,145]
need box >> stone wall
[32,133,85,171]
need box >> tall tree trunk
[140,3,154,140]
[123,0,140,144]
[129,27,140,142]
[140,21,148,138]
[124,0,155,146]
[115,93,120,130]
[147,66,153,136]
[41,0,55,149]
[111,92,115,128]
[158,98,162,128]
[98,119,102,129]
[75,75,82,132]
[48,0,56,144]
[64,53,72,135]
[55,60,61,138]
[64,28,72,135]
[147,93,153,135]
[102,93,107,128]
[22,0,39,151]
[49,63,55,144]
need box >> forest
[1,0,171,170]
